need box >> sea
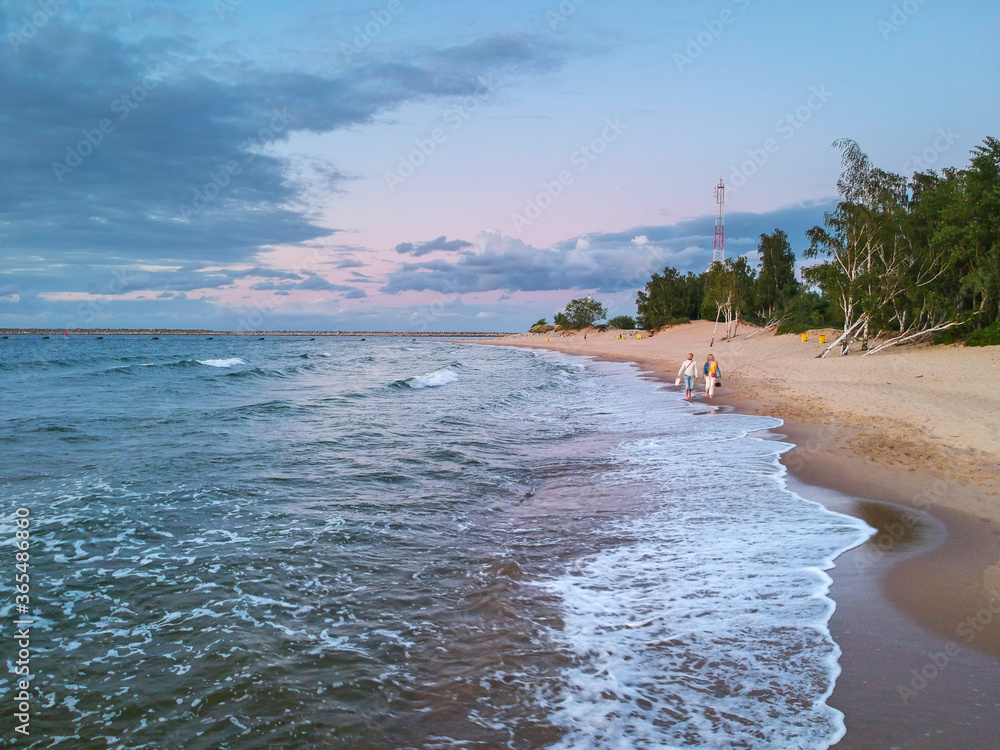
[0,335,873,749]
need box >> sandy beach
[478,321,1000,747]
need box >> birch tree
[804,139,961,356]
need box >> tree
[754,229,799,322]
[919,137,1000,329]
[958,137,1000,326]
[553,312,570,328]
[636,268,705,328]
[560,296,607,328]
[780,289,841,332]
[702,257,754,344]
[607,314,637,329]
[805,139,965,357]
[533,318,548,327]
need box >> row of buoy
[801,333,828,344]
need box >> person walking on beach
[677,353,699,400]
[703,354,721,399]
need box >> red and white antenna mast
[713,178,725,265]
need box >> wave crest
[395,364,461,389]
[198,358,247,368]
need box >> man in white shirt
[677,352,699,400]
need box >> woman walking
[677,353,699,400]
[703,354,721,399]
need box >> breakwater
[0,329,509,337]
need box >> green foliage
[559,296,607,329]
[529,323,555,333]
[553,312,570,328]
[754,229,799,320]
[636,268,705,329]
[701,257,754,322]
[782,289,841,330]
[965,321,1000,347]
[802,136,1000,350]
[607,314,637,329]
[910,137,1000,331]
[776,323,814,335]
[629,136,998,353]
[533,318,547,327]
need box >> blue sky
[1,0,996,331]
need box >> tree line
[631,137,1000,353]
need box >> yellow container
[801,333,808,342]
[819,334,826,344]
[637,334,642,339]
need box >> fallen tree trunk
[862,320,961,356]
[743,315,786,340]
[817,316,867,359]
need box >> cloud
[0,14,568,285]
[382,203,835,296]
[249,272,366,297]
[382,229,674,294]
[394,236,474,257]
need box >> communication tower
[713,178,725,265]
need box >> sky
[1,0,997,332]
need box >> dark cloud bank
[0,2,560,307]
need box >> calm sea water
[1,335,871,749]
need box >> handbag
[674,377,681,386]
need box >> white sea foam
[3,341,876,748]
[198,358,246,368]
[404,365,460,389]
[530,355,874,750]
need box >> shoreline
[473,326,1000,747]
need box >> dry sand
[483,321,1000,521]
[475,321,1000,747]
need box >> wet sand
[764,421,1000,748]
[474,324,1000,747]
